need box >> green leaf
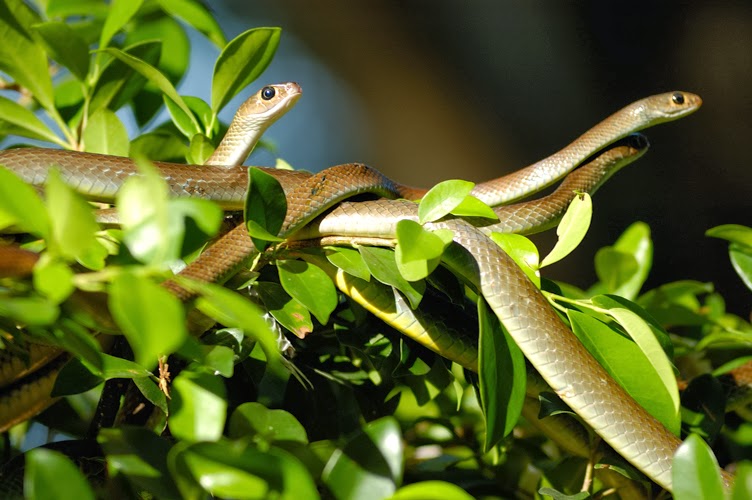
[45,169,107,269]
[540,193,592,268]
[256,281,313,338]
[179,279,282,365]
[730,245,752,291]
[31,21,90,81]
[169,369,227,442]
[418,179,474,224]
[109,272,187,370]
[0,95,65,145]
[99,47,200,131]
[323,417,403,500]
[90,40,162,114]
[594,222,652,299]
[98,0,143,51]
[98,426,181,499]
[187,133,215,165]
[0,0,55,111]
[130,130,188,161]
[164,95,203,139]
[395,220,452,281]
[229,402,308,445]
[449,195,498,220]
[155,0,226,47]
[169,441,318,500]
[83,107,129,156]
[325,246,371,281]
[567,309,679,435]
[0,165,51,238]
[133,376,168,414]
[33,257,74,303]
[706,224,752,248]
[125,14,189,85]
[0,296,58,325]
[212,27,281,112]
[488,233,540,287]
[732,461,752,500]
[389,481,475,500]
[245,167,287,250]
[537,488,590,500]
[672,434,725,500]
[478,298,525,449]
[116,157,175,265]
[24,448,95,500]
[277,259,338,325]
[359,246,425,309]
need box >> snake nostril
[671,92,685,105]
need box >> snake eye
[261,86,276,100]
[671,92,685,105]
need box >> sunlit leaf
[245,167,286,250]
[359,246,425,309]
[673,434,724,500]
[228,402,308,444]
[212,27,281,112]
[418,180,474,224]
[540,193,592,268]
[170,369,227,442]
[0,95,65,145]
[0,165,51,238]
[277,259,338,325]
[155,0,226,48]
[489,233,540,287]
[395,220,452,281]
[706,224,752,248]
[256,281,313,339]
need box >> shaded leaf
[24,448,95,500]
[155,0,226,48]
[0,95,65,145]
[228,402,308,445]
[359,246,425,309]
[32,21,90,81]
[169,369,227,442]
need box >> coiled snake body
[0,84,709,491]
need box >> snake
[0,86,707,491]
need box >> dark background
[193,1,751,315]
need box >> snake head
[645,90,703,123]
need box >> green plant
[0,2,751,499]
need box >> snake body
[0,89,706,491]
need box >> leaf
[98,426,180,499]
[540,193,592,268]
[0,296,58,325]
[164,95,203,139]
[179,279,282,366]
[31,21,90,81]
[359,246,425,309]
[0,0,55,111]
[732,461,752,500]
[169,369,227,443]
[24,448,95,500]
[187,133,215,165]
[389,481,475,500]
[537,488,590,500]
[98,47,200,131]
[109,272,187,370]
[567,309,679,435]
[325,246,371,281]
[418,179,474,224]
[488,233,540,287]
[594,222,652,299]
[90,40,162,114]
[83,108,129,156]
[228,402,308,445]
[730,245,752,292]
[477,298,525,449]
[0,95,65,145]
[45,169,107,269]
[277,259,338,325]
[212,27,281,112]
[706,224,752,248]
[245,167,287,250]
[323,417,403,500]
[130,130,188,161]
[33,258,74,304]
[449,195,498,220]
[98,0,144,51]
[395,220,452,281]
[672,434,725,500]
[155,0,226,48]
[0,165,51,238]
[169,441,318,499]
[256,281,313,339]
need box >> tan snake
[0,87,706,491]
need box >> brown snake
[0,87,709,491]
